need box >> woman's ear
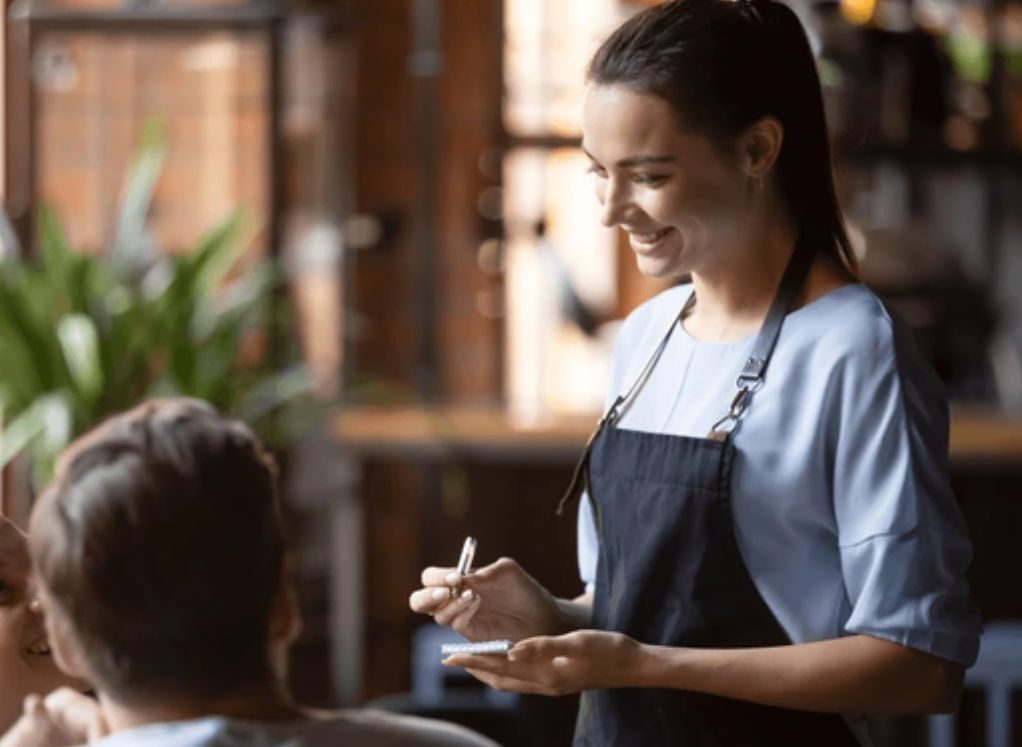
[737,116,784,180]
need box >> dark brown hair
[589,0,856,272]
[30,399,285,701]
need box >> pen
[453,536,477,597]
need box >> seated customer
[0,518,78,732]
[2,399,494,747]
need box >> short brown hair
[30,399,285,701]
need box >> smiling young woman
[409,1,981,745]
[0,517,78,733]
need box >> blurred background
[0,0,1021,745]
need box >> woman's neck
[99,679,305,734]
[684,214,799,343]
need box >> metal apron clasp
[706,377,761,441]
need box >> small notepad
[441,639,512,656]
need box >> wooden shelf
[333,406,597,463]
[333,404,1022,464]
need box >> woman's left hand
[443,629,641,696]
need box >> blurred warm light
[505,148,617,422]
[287,214,344,398]
[840,0,877,27]
[944,115,980,152]
[504,0,621,136]
[504,0,626,420]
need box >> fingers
[409,586,454,615]
[413,564,480,619]
[446,594,482,633]
[433,589,478,627]
[443,653,511,676]
[422,557,519,588]
[42,688,106,740]
[22,695,44,718]
[420,566,458,587]
[0,695,60,747]
[470,556,516,581]
[509,633,577,662]
[464,667,554,696]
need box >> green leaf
[111,118,169,274]
[57,314,104,406]
[0,265,62,403]
[0,394,72,481]
[189,209,247,296]
[0,405,48,470]
[39,205,72,285]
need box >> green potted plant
[0,122,313,486]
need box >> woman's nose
[599,179,628,228]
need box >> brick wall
[350,0,504,404]
[35,31,269,256]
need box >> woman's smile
[583,84,751,279]
[626,226,676,253]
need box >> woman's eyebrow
[581,146,675,168]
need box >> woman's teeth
[635,228,668,241]
[631,228,671,245]
[25,640,51,656]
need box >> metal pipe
[410,0,442,400]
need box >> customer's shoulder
[89,712,497,747]
[325,709,499,747]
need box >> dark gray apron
[559,237,861,746]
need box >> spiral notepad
[440,639,512,656]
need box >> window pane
[504,0,621,136]
[505,148,618,421]
[35,30,268,257]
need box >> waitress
[409,0,981,744]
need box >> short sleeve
[832,316,981,666]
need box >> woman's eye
[585,164,607,178]
[632,173,668,186]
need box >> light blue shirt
[92,712,497,747]
[578,283,981,667]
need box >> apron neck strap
[707,232,816,440]
[735,231,815,388]
[557,233,816,513]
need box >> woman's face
[582,84,751,279]
[0,517,76,732]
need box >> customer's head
[28,399,299,706]
[0,517,78,730]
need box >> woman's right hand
[409,557,565,643]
